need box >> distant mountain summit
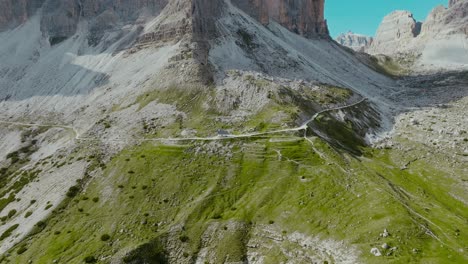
[368,0,468,69]
[335,31,373,52]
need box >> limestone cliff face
[0,0,45,30]
[449,0,464,7]
[368,11,422,55]
[367,0,468,69]
[232,0,329,37]
[1,0,169,41]
[278,0,328,37]
[336,32,373,52]
[0,0,329,44]
[421,0,468,36]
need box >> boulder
[370,247,382,256]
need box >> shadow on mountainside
[0,63,111,102]
[0,10,149,102]
[391,71,468,109]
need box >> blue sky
[326,0,448,37]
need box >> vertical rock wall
[232,0,329,37]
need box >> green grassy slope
[4,133,466,263]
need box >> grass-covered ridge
[3,133,466,263]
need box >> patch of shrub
[142,185,148,190]
[0,224,19,241]
[122,239,167,263]
[66,185,80,198]
[101,234,111,241]
[24,211,33,218]
[268,220,275,225]
[84,255,97,263]
[212,214,222,219]
[7,209,17,218]
[92,197,99,203]
[179,235,189,243]
[17,245,27,255]
[44,204,53,210]
[6,151,20,163]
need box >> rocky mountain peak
[368,0,468,69]
[367,10,422,55]
[335,31,373,52]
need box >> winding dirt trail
[0,98,367,143]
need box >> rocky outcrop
[278,0,328,37]
[368,0,468,68]
[0,0,329,44]
[0,0,45,30]
[1,0,170,43]
[232,0,329,38]
[449,0,464,7]
[368,11,422,55]
[421,0,468,37]
[336,31,373,52]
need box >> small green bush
[24,211,33,218]
[66,185,80,198]
[44,204,53,210]
[17,246,27,255]
[101,234,111,241]
[92,197,99,203]
[212,214,222,219]
[7,209,17,218]
[179,235,189,243]
[84,255,97,263]
[36,221,46,228]
[0,224,19,241]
